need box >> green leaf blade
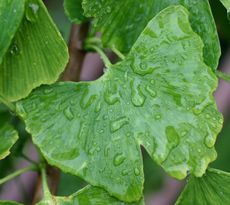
[176,168,230,205]
[37,186,144,205]
[0,201,22,205]
[0,0,25,64]
[0,123,18,160]
[64,0,86,24]
[82,0,220,70]
[0,0,69,101]
[16,5,223,202]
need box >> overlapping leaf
[64,0,86,24]
[176,168,230,205]
[16,6,223,202]
[80,0,220,70]
[0,0,68,101]
[219,0,230,10]
[0,123,18,160]
[0,0,25,64]
[37,186,144,205]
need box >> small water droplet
[122,169,128,176]
[10,44,20,55]
[106,6,111,13]
[26,3,39,22]
[131,81,146,107]
[192,98,211,115]
[146,85,157,97]
[154,114,161,120]
[104,84,120,105]
[110,116,129,132]
[204,133,216,148]
[165,126,180,148]
[104,145,110,157]
[95,101,101,113]
[113,153,126,166]
[134,168,140,176]
[43,88,53,94]
[64,107,74,121]
[80,89,97,109]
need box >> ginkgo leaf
[175,168,230,205]
[16,6,223,202]
[0,0,25,64]
[64,0,86,24]
[0,0,69,101]
[0,201,22,205]
[0,123,18,160]
[82,0,220,70]
[37,186,144,205]
[219,0,230,11]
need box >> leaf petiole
[40,164,52,199]
[85,45,112,68]
[0,164,38,185]
[216,70,230,83]
[112,46,125,60]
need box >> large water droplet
[64,107,74,121]
[165,126,180,148]
[130,80,146,107]
[110,116,129,132]
[204,130,216,148]
[26,3,39,22]
[113,153,126,166]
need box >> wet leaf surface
[16,6,223,202]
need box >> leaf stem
[0,165,38,185]
[40,163,51,199]
[0,94,16,112]
[86,45,112,68]
[216,70,230,83]
[112,47,125,60]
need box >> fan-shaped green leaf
[16,6,223,202]
[64,0,86,24]
[82,0,220,70]
[37,186,144,205]
[0,201,22,205]
[176,168,230,205]
[0,123,18,160]
[0,0,69,101]
[0,0,25,64]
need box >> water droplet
[106,6,111,13]
[154,114,161,120]
[104,145,110,157]
[80,89,97,109]
[131,58,157,76]
[26,3,39,22]
[10,44,20,55]
[134,168,140,176]
[150,80,155,85]
[165,126,180,148]
[131,80,146,107]
[122,169,129,176]
[113,153,126,166]
[204,132,216,148]
[192,98,211,115]
[146,85,157,97]
[43,88,53,94]
[64,107,74,121]
[95,101,101,113]
[110,116,129,132]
